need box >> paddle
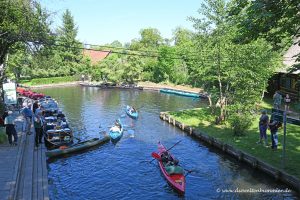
[151,152,161,160]
[126,129,135,135]
[136,105,144,110]
[149,140,182,163]
[73,136,82,142]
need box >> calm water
[36,86,298,200]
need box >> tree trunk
[207,94,215,114]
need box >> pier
[0,112,49,200]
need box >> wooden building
[268,38,300,100]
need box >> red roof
[83,49,111,64]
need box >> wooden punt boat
[44,128,73,149]
[45,135,110,158]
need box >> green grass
[169,100,300,179]
[19,76,77,86]
[0,127,7,144]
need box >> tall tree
[229,0,300,69]
[0,0,51,80]
[190,0,281,125]
[139,28,163,49]
[56,9,82,75]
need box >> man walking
[273,91,282,109]
[257,110,269,146]
[22,104,33,135]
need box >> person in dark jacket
[257,110,269,146]
[34,111,43,147]
[269,119,281,150]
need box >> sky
[39,0,203,45]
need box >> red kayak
[156,142,186,195]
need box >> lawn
[169,100,300,179]
[0,127,7,144]
[19,76,77,86]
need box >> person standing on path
[32,101,39,114]
[21,105,33,135]
[273,91,282,110]
[4,111,18,146]
[257,110,269,146]
[268,119,281,150]
[284,94,291,112]
[34,111,43,148]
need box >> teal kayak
[160,88,200,98]
[109,120,123,142]
[126,105,138,119]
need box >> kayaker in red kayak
[161,152,181,169]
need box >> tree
[190,0,281,127]
[56,9,83,75]
[172,27,195,85]
[229,0,300,69]
[139,28,163,49]
[153,46,176,83]
[0,0,51,80]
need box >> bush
[228,113,253,136]
[19,76,77,86]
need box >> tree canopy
[2,0,298,132]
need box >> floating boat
[109,120,123,142]
[45,136,110,158]
[156,142,186,195]
[125,105,138,119]
[160,88,200,98]
[44,128,74,149]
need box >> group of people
[258,110,282,150]
[0,97,63,148]
[262,91,292,150]
[273,91,291,111]
[21,101,45,148]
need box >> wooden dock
[0,113,49,200]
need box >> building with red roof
[83,49,111,64]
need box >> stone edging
[160,112,300,193]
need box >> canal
[37,86,297,200]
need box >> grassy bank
[0,127,7,144]
[19,76,77,86]
[169,104,300,179]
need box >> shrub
[19,76,77,86]
[228,113,253,136]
